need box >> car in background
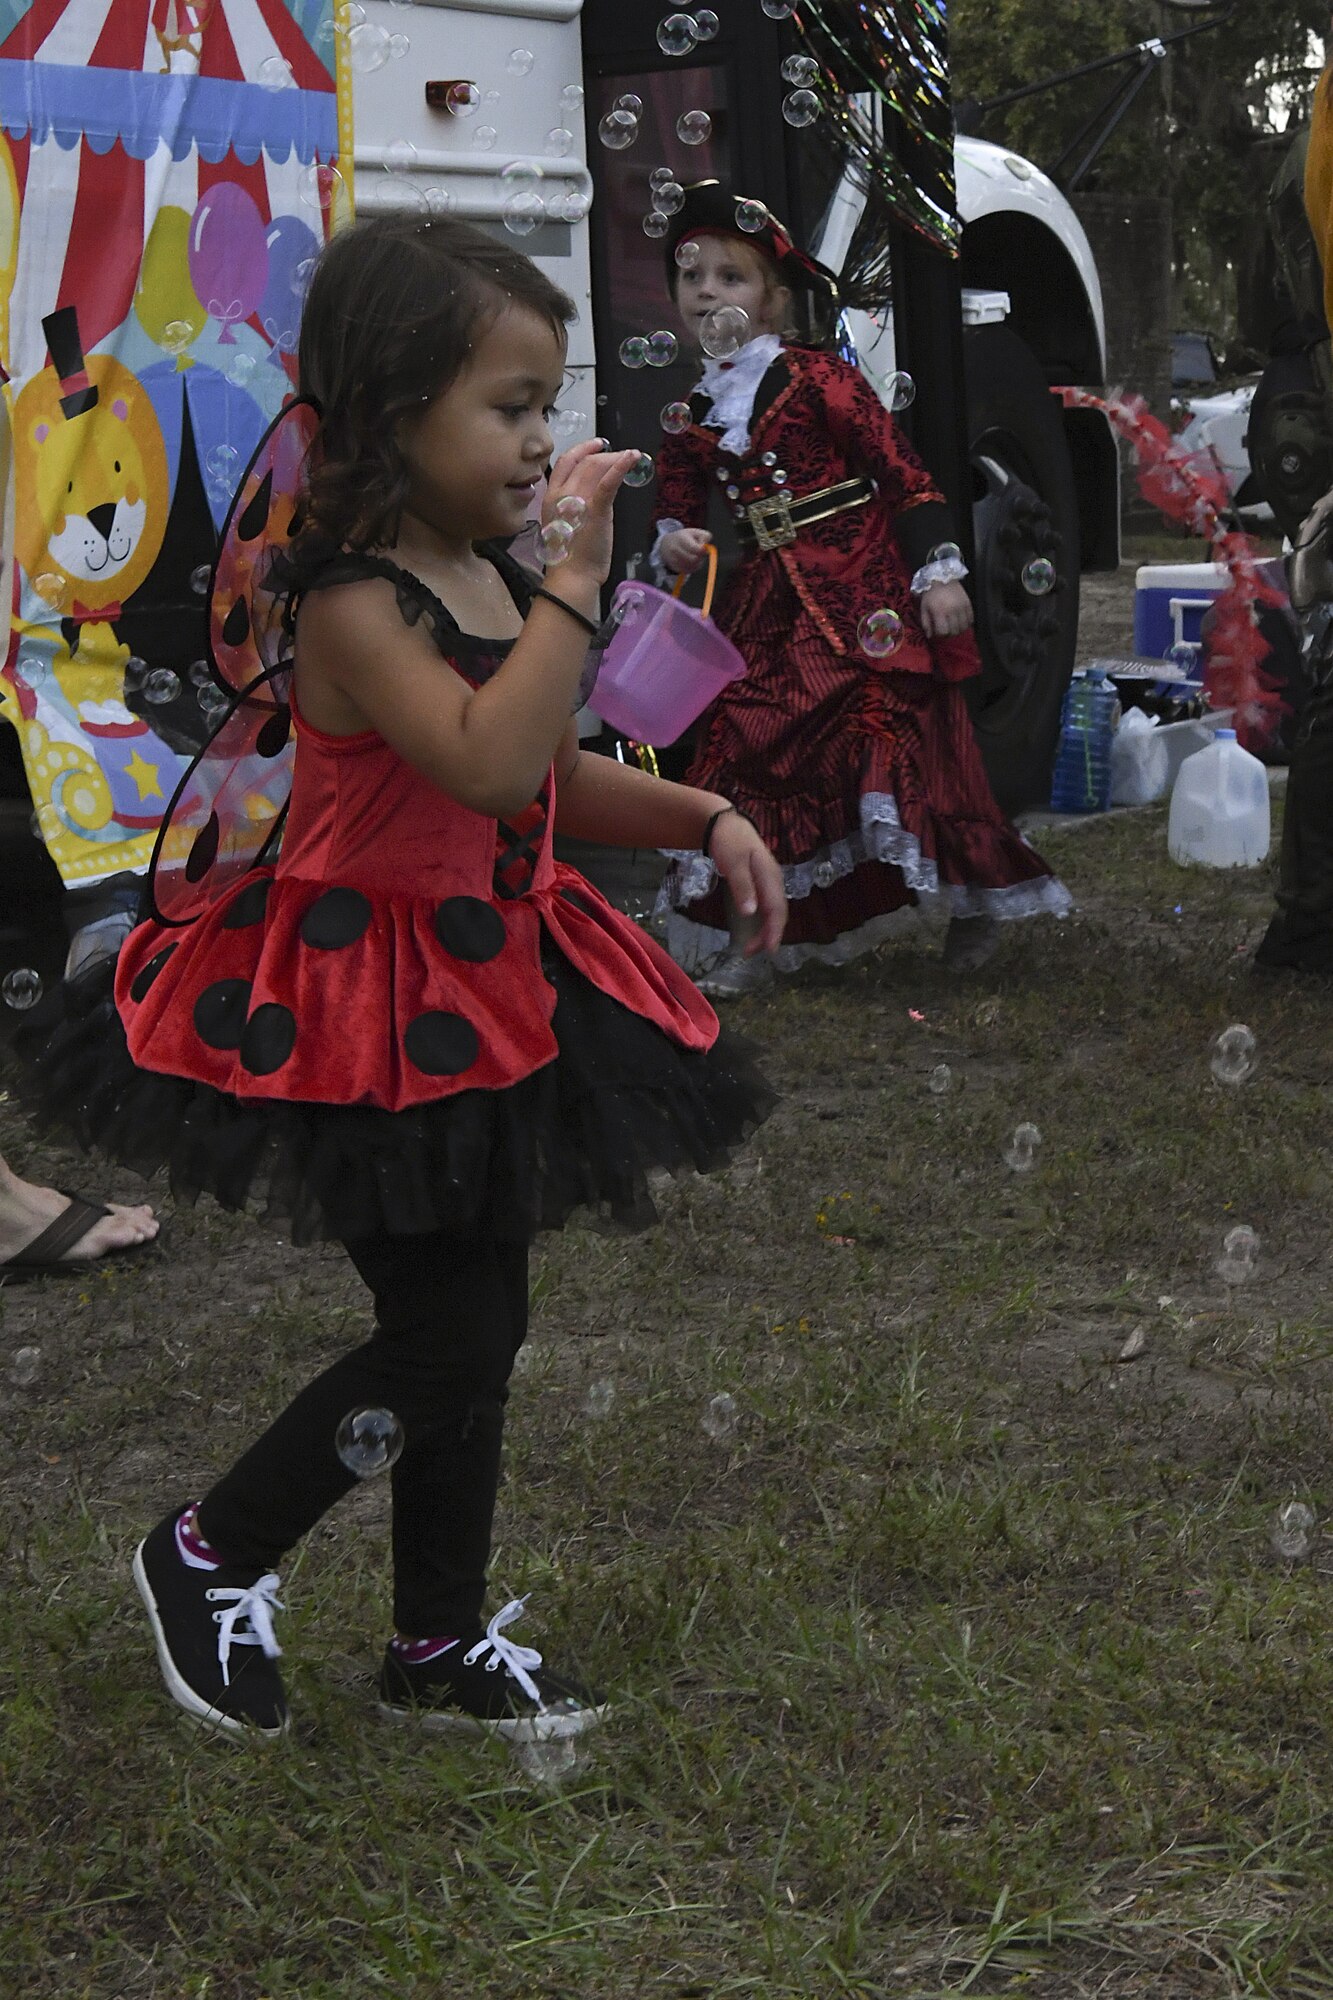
[1171,329,1270,526]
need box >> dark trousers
[1256,675,1333,973]
[197,1230,530,1636]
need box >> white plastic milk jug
[1167,728,1271,868]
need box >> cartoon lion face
[13,355,168,612]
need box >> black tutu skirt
[12,937,777,1246]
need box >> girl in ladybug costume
[20,215,783,1743]
[651,183,1069,995]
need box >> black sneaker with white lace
[133,1509,289,1739]
[378,1598,605,1741]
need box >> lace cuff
[910,549,969,597]
[649,517,685,587]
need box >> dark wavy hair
[296,213,575,551]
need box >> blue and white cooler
[1133,561,1229,666]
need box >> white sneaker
[695,951,776,1000]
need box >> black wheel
[963,324,1081,813]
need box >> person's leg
[197,1229,527,1637]
[0,1149,157,1265]
[1256,676,1333,971]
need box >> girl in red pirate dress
[19,215,784,1742]
[650,184,1069,997]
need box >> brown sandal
[0,1189,154,1286]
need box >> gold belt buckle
[745,491,797,551]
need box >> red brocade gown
[651,344,1070,970]
[18,552,775,1244]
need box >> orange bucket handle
[670,541,719,620]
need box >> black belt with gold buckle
[736,476,875,553]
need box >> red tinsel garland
[1059,387,1287,747]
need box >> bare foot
[0,1157,158,1266]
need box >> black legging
[1256,673,1333,974]
[197,1230,529,1636]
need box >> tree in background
[953,0,1328,353]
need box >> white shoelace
[463,1597,546,1709]
[207,1574,284,1687]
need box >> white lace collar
[696,334,784,456]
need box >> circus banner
[0,0,351,887]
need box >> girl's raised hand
[920,579,974,639]
[709,812,787,958]
[543,441,643,585]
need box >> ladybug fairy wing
[147,398,319,926]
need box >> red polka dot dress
[21,550,775,1243]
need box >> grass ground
[4,792,1333,1999]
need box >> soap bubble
[616,92,644,117]
[382,175,428,213]
[348,20,391,70]
[1003,1121,1042,1172]
[642,210,670,239]
[473,125,498,152]
[886,371,916,411]
[701,1391,738,1440]
[187,658,214,688]
[1211,1024,1256,1085]
[559,83,585,115]
[537,520,575,565]
[677,109,712,144]
[29,804,59,841]
[9,1346,41,1388]
[857,608,903,658]
[1022,556,1056,597]
[425,187,457,215]
[646,330,678,367]
[2,968,43,1011]
[546,127,575,157]
[189,565,211,596]
[624,453,655,487]
[387,31,410,58]
[445,81,480,115]
[387,136,418,173]
[653,181,685,217]
[33,572,67,609]
[553,408,587,438]
[550,188,591,223]
[197,682,230,724]
[503,190,545,236]
[619,335,650,369]
[555,495,587,526]
[736,198,767,233]
[583,1379,616,1418]
[123,656,148,693]
[762,0,795,14]
[225,349,258,386]
[205,444,238,489]
[1217,1224,1259,1286]
[142,669,181,704]
[700,304,750,358]
[782,88,820,127]
[1271,1500,1316,1562]
[927,1063,952,1095]
[614,585,646,624]
[598,110,638,150]
[930,540,963,566]
[161,319,194,357]
[507,45,534,73]
[510,1732,587,1786]
[693,5,719,33]
[782,54,819,84]
[335,1407,405,1477]
[657,11,698,55]
[257,54,293,88]
[661,400,693,434]
[674,237,701,271]
[650,166,676,190]
[297,161,345,210]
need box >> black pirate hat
[664,181,839,303]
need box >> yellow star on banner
[123,748,163,802]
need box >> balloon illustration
[187,184,268,344]
[134,205,207,365]
[258,214,319,365]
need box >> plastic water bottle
[1167,729,1271,868]
[1049,669,1119,813]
